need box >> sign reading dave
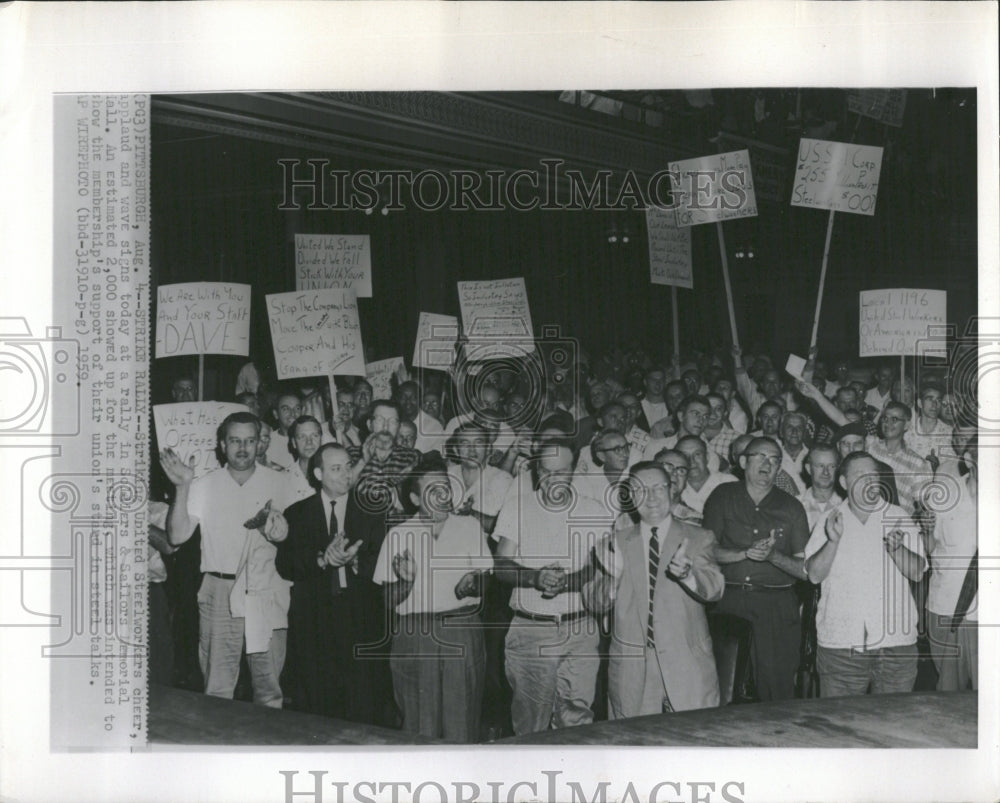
[646,206,693,288]
[153,401,248,477]
[457,277,535,359]
[668,149,757,227]
[266,289,365,379]
[791,139,884,216]
[859,288,947,357]
[294,234,372,297]
[155,282,251,358]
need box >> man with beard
[703,436,809,701]
[160,412,291,707]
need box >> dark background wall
[150,89,977,401]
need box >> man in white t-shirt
[160,411,291,707]
[375,456,492,742]
[805,452,927,698]
[494,438,612,735]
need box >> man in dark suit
[276,443,387,723]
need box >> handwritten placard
[715,132,791,203]
[847,89,907,128]
[791,139,884,216]
[646,206,693,288]
[412,312,459,370]
[457,277,535,359]
[366,356,404,401]
[859,289,947,357]
[153,401,248,477]
[155,282,251,358]
[669,149,758,227]
[294,234,372,297]
[266,289,365,379]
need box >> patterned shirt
[866,437,932,512]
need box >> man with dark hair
[732,345,783,420]
[159,411,291,707]
[236,391,262,419]
[394,380,421,424]
[584,461,724,715]
[713,377,749,435]
[675,435,737,516]
[171,376,197,403]
[375,454,492,742]
[864,363,895,413]
[704,391,739,468]
[805,452,927,697]
[351,379,375,441]
[751,400,784,441]
[494,438,612,735]
[349,400,421,515]
[283,415,325,506]
[703,436,810,701]
[276,443,378,721]
[270,390,303,469]
[908,381,954,469]
[645,395,721,473]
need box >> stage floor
[149,685,975,748]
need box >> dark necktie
[647,525,659,649]
[329,499,341,595]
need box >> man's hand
[453,497,474,517]
[794,379,822,401]
[262,510,288,543]
[392,548,416,583]
[731,344,743,367]
[454,570,482,599]
[745,535,775,562]
[825,509,844,544]
[159,448,195,487]
[325,533,362,568]
[883,529,906,555]
[535,563,566,596]
[666,540,693,581]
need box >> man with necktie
[276,443,385,722]
[584,461,725,716]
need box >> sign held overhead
[791,139,884,216]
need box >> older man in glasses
[702,436,810,701]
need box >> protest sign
[715,132,791,203]
[458,277,535,359]
[266,288,365,379]
[294,234,372,297]
[155,282,251,358]
[153,401,248,477]
[791,139,884,216]
[412,312,459,369]
[366,356,405,400]
[847,89,907,128]
[669,149,758,227]
[859,289,947,357]
[646,206,693,288]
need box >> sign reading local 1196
[859,288,946,357]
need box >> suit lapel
[621,524,647,632]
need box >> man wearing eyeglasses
[160,411,292,707]
[703,436,810,701]
[574,429,633,518]
[644,395,721,473]
[584,461,724,715]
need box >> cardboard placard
[153,401,248,477]
[715,132,791,203]
[266,288,365,379]
[457,277,535,359]
[412,312,459,370]
[847,89,907,128]
[155,282,251,358]
[646,206,693,288]
[366,356,405,401]
[859,289,947,357]
[791,139,884,216]
[669,149,758,227]
[294,233,372,297]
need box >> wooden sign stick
[809,209,837,351]
[716,222,740,350]
[671,286,681,378]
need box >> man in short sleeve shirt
[805,452,927,697]
[702,436,809,701]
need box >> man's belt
[397,605,480,620]
[206,571,237,580]
[514,609,590,624]
[725,581,794,592]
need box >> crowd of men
[150,340,979,742]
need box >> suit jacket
[586,517,724,716]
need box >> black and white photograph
[1,3,998,803]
